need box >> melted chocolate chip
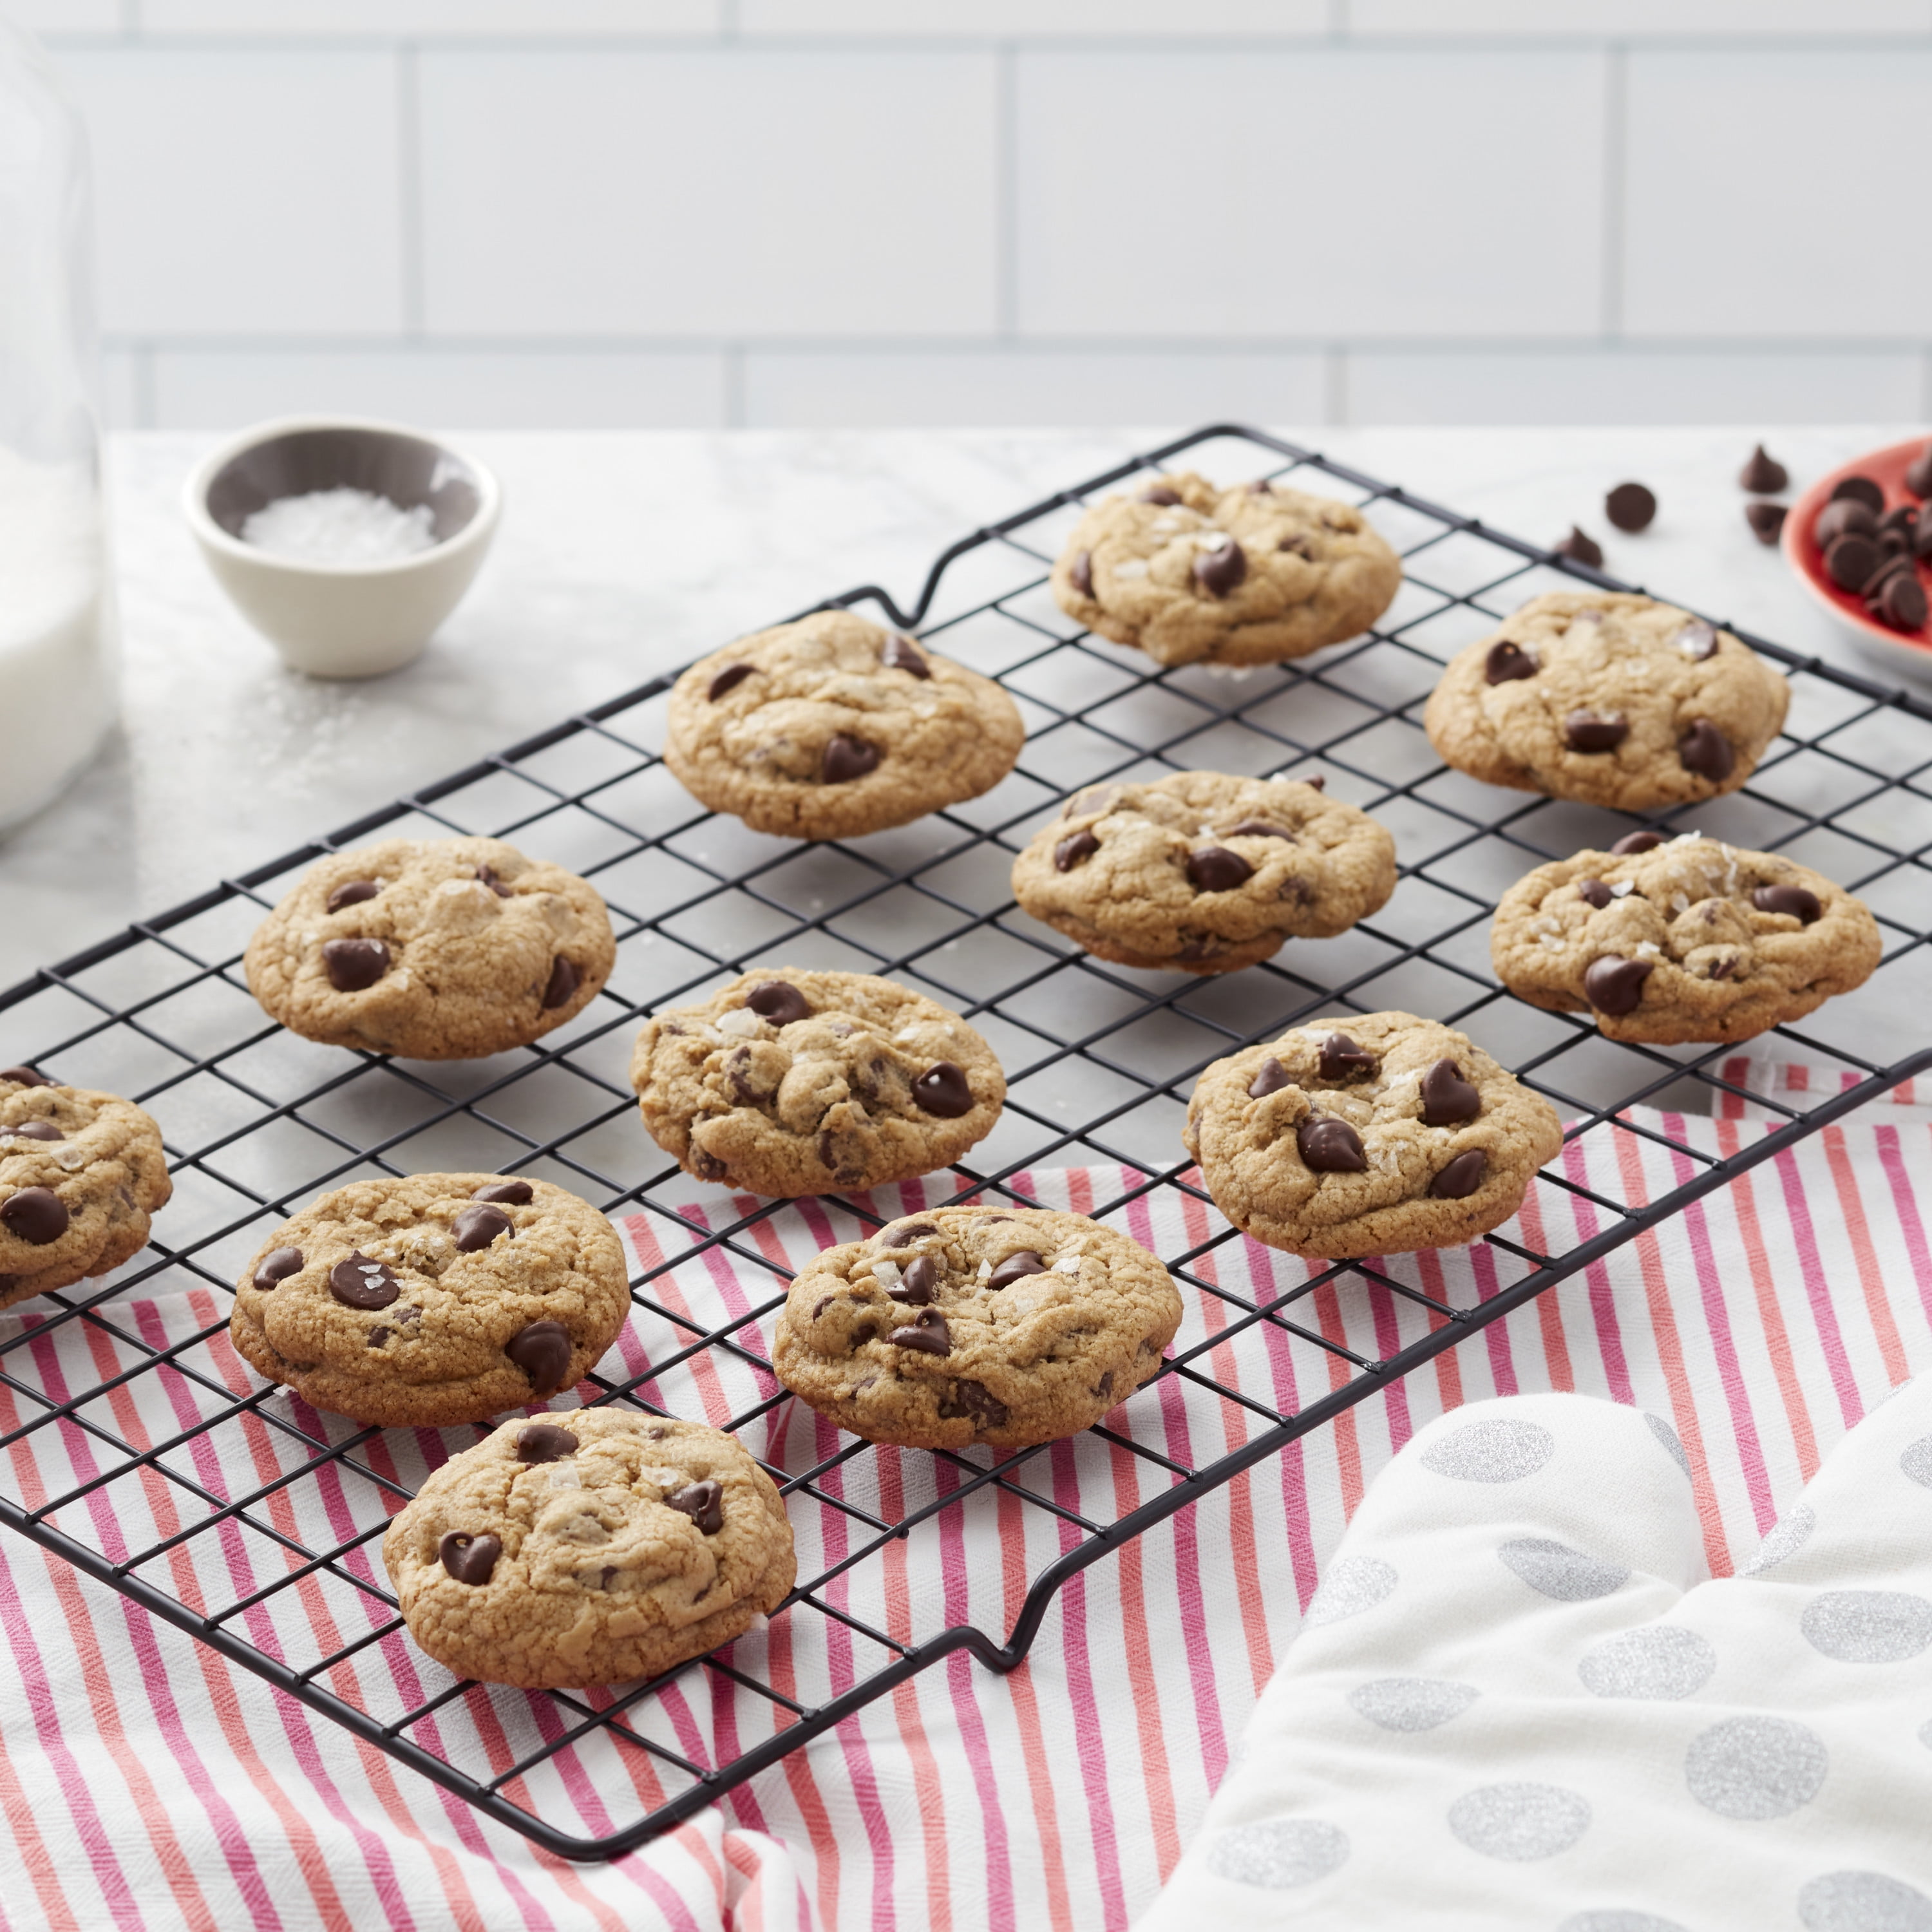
[439,1531,500,1586]
[747,980,812,1025]
[506,1318,573,1397]
[891,1309,951,1355]
[326,880,380,913]
[1062,784,1121,820]
[1419,1059,1481,1126]
[328,1252,399,1310]
[1604,482,1656,533]
[1825,533,1880,592]
[475,863,513,897]
[938,1379,1009,1432]
[987,1249,1047,1292]
[1677,719,1734,782]
[8,1120,61,1142]
[1278,533,1317,559]
[1216,821,1293,849]
[707,662,755,702]
[665,1478,724,1534]
[1610,829,1667,855]
[880,633,931,679]
[1070,549,1094,596]
[1055,829,1099,871]
[1830,474,1885,515]
[1193,538,1247,598]
[1739,445,1788,494]
[1815,498,1877,547]
[1869,569,1928,631]
[1574,878,1614,910]
[473,1179,534,1206]
[1583,954,1653,1016]
[252,1245,304,1291]
[692,1149,728,1182]
[822,734,880,784]
[0,1187,67,1245]
[1557,526,1604,569]
[1745,501,1787,545]
[1138,486,1182,506]
[880,1220,938,1247]
[452,1203,513,1253]
[912,1061,974,1118]
[1186,846,1253,893]
[322,937,390,992]
[891,1255,938,1305]
[1484,640,1539,685]
[1247,1057,1292,1100]
[1318,1033,1378,1083]
[1676,621,1719,660]
[516,1422,580,1464]
[1707,956,1738,981]
[0,1066,52,1087]
[1296,1116,1366,1173]
[1246,477,1273,495]
[541,956,580,1010]
[1752,884,1823,923]
[1565,712,1629,753]
[1429,1150,1488,1200]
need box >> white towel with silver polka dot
[1139,1381,1932,1930]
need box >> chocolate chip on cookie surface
[1182,1012,1562,1258]
[245,837,615,1060]
[382,1410,794,1688]
[1491,835,1882,1045]
[1423,592,1789,810]
[230,1172,630,1426]
[0,1071,172,1310]
[1010,771,1397,974]
[630,969,1005,1197]
[1050,471,1401,668]
[663,610,1025,842]
[773,1204,1182,1451]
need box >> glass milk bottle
[0,22,117,831]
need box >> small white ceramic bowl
[184,415,501,678]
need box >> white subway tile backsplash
[1625,50,1932,340]
[58,48,403,336]
[1352,1,1927,35]
[737,0,1325,37]
[741,347,1325,427]
[1014,49,1605,340]
[140,0,720,37]
[419,49,997,338]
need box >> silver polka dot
[1305,1555,1397,1627]
[1421,1417,1555,1483]
[1347,1676,1479,1732]
[1645,1412,1691,1479]
[1741,1503,1815,1576]
[1685,1715,1826,1819]
[1204,1818,1349,1889]
[1446,1782,1590,1862]
[1500,1537,1630,1602]
[1802,1591,1932,1663]
[1799,1870,1932,1932]
[1560,1915,1690,1932]
[1578,1624,1716,1700]
[1900,1436,1932,1490]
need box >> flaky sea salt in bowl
[184,417,501,677]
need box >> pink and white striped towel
[2,1067,1928,1932]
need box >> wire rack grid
[1,423,1929,1861]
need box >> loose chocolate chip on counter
[1610,829,1668,855]
[987,1250,1048,1292]
[891,1308,952,1356]
[1815,498,1877,547]
[1247,1057,1292,1100]
[452,1203,514,1253]
[1419,1059,1482,1126]
[322,937,390,992]
[1676,621,1719,660]
[516,1422,580,1464]
[439,1531,501,1586]
[1297,1116,1367,1173]
[822,734,880,784]
[1070,549,1094,596]
[506,1318,574,1397]
[1676,719,1734,782]
[1908,443,1932,498]
[541,956,580,1010]
[1752,884,1823,923]
[1429,1150,1489,1200]
[891,1255,939,1305]
[1825,534,1880,593]
[880,1220,938,1247]
[747,980,812,1025]
[1055,829,1099,871]
[1193,537,1247,598]
[473,1179,535,1206]
[328,1251,399,1310]
[0,1187,67,1244]
[880,633,931,679]
[1484,640,1539,684]
[1605,482,1656,533]
[910,1061,974,1118]
[1186,846,1253,893]
[1745,502,1788,545]
[1318,1032,1379,1082]
[1138,486,1182,506]
[1575,878,1614,910]
[9,1120,61,1141]
[326,880,381,913]
[1739,445,1788,494]
[707,663,755,702]
[664,1477,724,1534]
[1869,570,1928,632]
[475,864,513,897]
[0,1066,52,1087]
[1582,955,1654,1016]
[1556,527,1604,568]
[1222,819,1294,842]
[252,1245,304,1291]
[1830,474,1886,515]
[1565,711,1630,753]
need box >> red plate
[1782,435,1932,663]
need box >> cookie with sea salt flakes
[0,1066,172,1310]
[229,1172,630,1427]
[629,968,1004,1197]
[1182,1012,1562,1259]
[1423,591,1789,810]
[663,609,1025,841]
[1491,834,1882,1045]
[773,1204,1183,1450]
[383,1410,795,1689]
[244,836,616,1060]
[1049,470,1402,667]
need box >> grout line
[1600,41,1626,339]
[397,43,425,339]
[995,41,1019,341]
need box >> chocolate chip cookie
[664,610,1025,841]
[1423,592,1789,810]
[629,969,1004,1197]
[1049,471,1401,668]
[383,1410,794,1689]
[1182,1012,1563,1258]
[773,1205,1182,1451]
[1491,834,1883,1045]
[230,1173,630,1427]
[0,1067,172,1310]
[1009,772,1397,974]
[245,837,616,1061]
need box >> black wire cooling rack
[1,423,1929,1861]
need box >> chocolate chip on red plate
[1752,883,1823,922]
[748,980,811,1025]
[1817,498,1879,548]
[1610,829,1667,855]
[1419,1059,1481,1126]
[1556,526,1604,568]
[1484,640,1539,684]
[891,1308,951,1355]
[1070,549,1094,596]
[707,663,755,703]
[541,956,580,1010]
[1877,529,1910,563]
[1677,719,1734,781]
[472,1179,534,1206]
[665,1479,724,1534]
[1605,482,1656,533]
[439,1531,500,1586]
[1583,954,1653,1016]
[1577,878,1614,909]
[1429,1149,1488,1200]
[1222,818,1294,841]
[1880,504,1918,538]
[328,1251,399,1310]
[1739,445,1788,494]
[0,1066,52,1087]
[1908,442,1932,498]
[326,879,380,913]
[912,1061,974,1117]
[1745,502,1787,545]
[475,864,513,897]
[516,1422,580,1464]
[1186,846,1253,892]
[1297,1116,1366,1173]
[322,937,389,992]
[891,1255,938,1304]
[880,633,931,679]
[251,1245,304,1291]
[1869,570,1928,632]
[1138,486,1182,506]
[0,1187,67,1245]
[1193,537,1247,598]
[9,1120,62,1141]
[1055,829,1099,871]
[1247,1057,1292,1100]
[987,1249,1048,1292]
[1676,621,1719,660]
[1318,1032,1378,1082]
[1825,533,1881,593]
[506,1319,573,1396]
[451,1203,513,1253]
[1565,711,1630,753]
[1830,474,1885,515]
[822,734,880,784]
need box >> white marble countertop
[1,423,1917,994]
